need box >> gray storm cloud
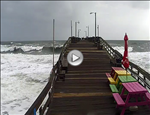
[130,1,149,9]
[1,1,150,41]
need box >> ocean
[1,40,150,115]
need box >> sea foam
[1,54,59,115]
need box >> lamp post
[75,21,80,37]
[85,31,87,37]
[90,12,96,37]
[78,29,81,37]
[97,25,99,36]
[71,20,72,37]
[86,26,89,37]
[53,19,55,67]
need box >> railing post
[137,70,139,75]
[39,106,43,115]
[47,91,51,108]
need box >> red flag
[123,51,127,60]
[122,57,129,68]
[122,33,129,69]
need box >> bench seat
[106,73,116,84]
[109,84,119,93]
[108,77,116,84]
[106,73,111,78]
[112,93,125,106]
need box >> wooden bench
[112,93,125,107]
[108,77,116,84]
[106,73,111,78]
[106,73,116,84]
[109,84,119,93]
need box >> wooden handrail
[24,81,52,115]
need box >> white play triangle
[72,54,80,62]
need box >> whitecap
[1,54,59,115]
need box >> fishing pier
[25,37,150,115]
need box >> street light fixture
[90,12,96,37]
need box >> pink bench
[119,82,150,115]
[112,93,125,107]
[106,73,111,78]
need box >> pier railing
[87,37,150,91]
[25,37,81,115]
[128,62,150,90]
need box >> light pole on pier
[75,21,80,37]
[86,26,89,37]
[53,19,55,67]
[90,12,96,37]
[97,25,99,36]
[78,29,81,37]
[71,20,72,37]
[85,31,87,37]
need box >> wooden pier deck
[46,40,150,115]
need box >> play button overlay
[72,54,80,62]
[67,50,84,66]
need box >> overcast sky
[1,1,150,41]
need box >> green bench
[109,84,119,93]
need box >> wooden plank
[54,85,107,89]
[67,70,111,73]
[53,92,112,98]
[68,47,97,50]
[66,50,106,53]
[65,73,106,76]
[65,77,107,80]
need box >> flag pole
[126,68,127,80]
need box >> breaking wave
[1,45,63,54]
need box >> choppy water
[1,41,65,54]
[1,40,150,115]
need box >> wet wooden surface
[46,40,150,115]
